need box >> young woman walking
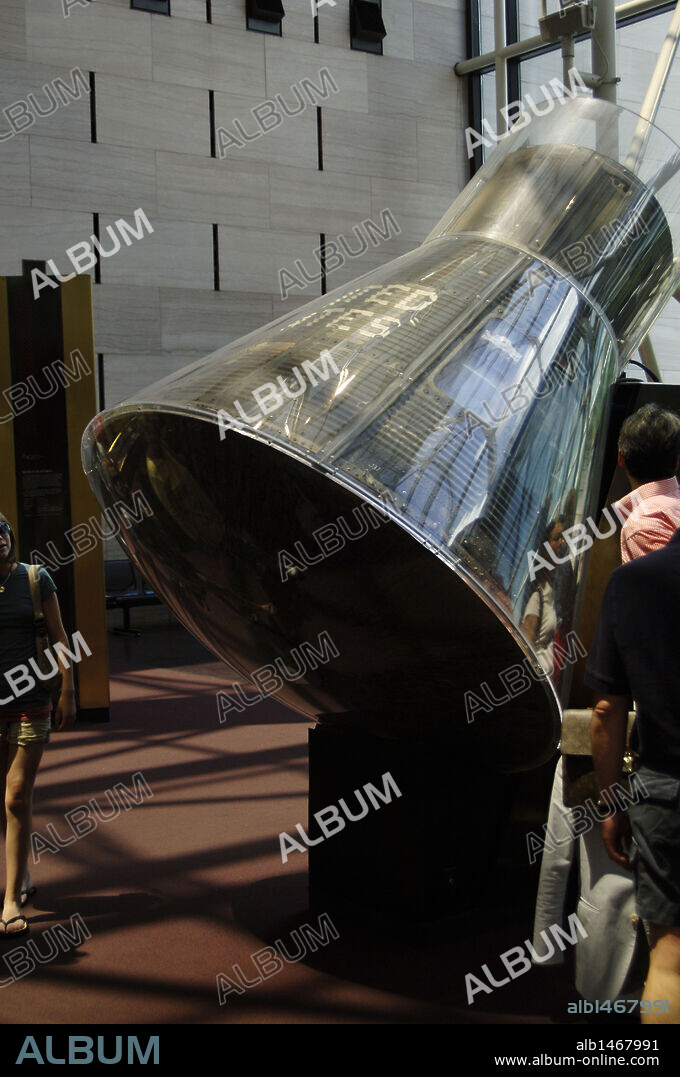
[0,513,76,937]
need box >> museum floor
[1,620,580,1025]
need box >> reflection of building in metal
[83,98,680,772]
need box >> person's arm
[591,693,628,793]
[522,588,541,643]
[585,571,634,870]
[523,613,538,644]
[623,522,675,562]
[42,591,77,731]
[590,693,632,870]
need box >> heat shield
[82,98,680,771]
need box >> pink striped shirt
[615,476,680,563]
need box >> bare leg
[0,739,8,837]
[0,736,33,904]
[641,924,680,1023]
[0,739,7,903]
[1,742,44,934]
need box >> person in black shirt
[586,528,680,1023]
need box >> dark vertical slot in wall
[92,213,101,285]
[97,353,105,413]
[206,0,212,22]
[316,106,323,171]
[7,273,76,641]
[319,232,327,295]
[314,13,319,43]
[466,0,483,178]
[212,223,220,291]
[89,71,97,143]
[209,90,216,158]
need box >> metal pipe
[617,0,673,17]
[589,0,618,155]
[625,0,680,169]
[455,33,549,74]
[591,0,618,102]
[495,0,508,135]
[638,0,680,122]
[638,336,662,379]
[562,33,575,82]
[454,0,668,77]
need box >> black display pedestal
[307,724,513,921]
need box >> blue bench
[105,559,161,637]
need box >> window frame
[465,0,678,173]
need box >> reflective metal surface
[429,98,680,359]
[82,98,680,771]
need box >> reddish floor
[0,623,579,1024]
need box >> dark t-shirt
[0,563,58,710]
[585,528,680,777]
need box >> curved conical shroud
[82,98,680,771]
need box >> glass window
[131,0,170,14]
[479,0,496,55]
[350,0,386,56]
[477,70,497,164]
[246,0,285,35]
[615,10,680,381]
[518,0,544,41]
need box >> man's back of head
[618,402,680,483]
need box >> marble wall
[0,0,468,416]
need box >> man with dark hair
[586,532,680,1023]
[616,403,680,562]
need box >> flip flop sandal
[0,915,30,939]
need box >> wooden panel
[0,279,19,540]
[60,274,109,712]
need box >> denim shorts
[0,716,51,747]
[628,767,680,928]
